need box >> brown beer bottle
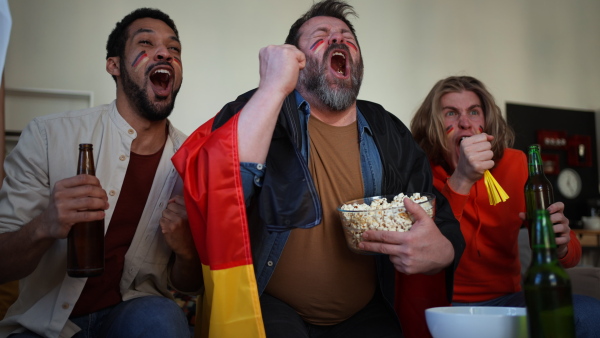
[524,144,554,229]
[67,144,105,277]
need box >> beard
[120,59,179,122]
[298,43,363,112]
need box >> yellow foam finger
[484,170,509,205]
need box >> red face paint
[446,126,454,134]
[478,126,484,133]
[131,51,148,68]
[345,41,358,51]
[310,40,324,52]
[173,57,182,67]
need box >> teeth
[333,52,346,59]
[153,69,171,75]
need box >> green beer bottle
[524,144,554,229]
[524,209,575,338]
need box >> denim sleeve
[240,162,266,206]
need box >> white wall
[4,0,600,135]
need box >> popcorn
[338,192,435,253]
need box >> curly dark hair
[285,0,359,47]
[105,8,178,81]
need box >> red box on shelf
[567,135,592,167]
[541,153,560,175]
[536,130,568,150]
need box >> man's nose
[155,46,173,62]
[458,114,471,128]
[329,31,345,45]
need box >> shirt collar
[295,90,310,115]
[294,90,372,136]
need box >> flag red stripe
[173,113,252,268]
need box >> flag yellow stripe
[196,264,266,338]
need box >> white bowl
[425,306,527,338]
[582,216,600,230]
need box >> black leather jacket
[213,89,464,306]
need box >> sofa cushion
[567,267,600,300]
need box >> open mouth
[456,136,468,157]
[150,69,172,90]
[330,51,347,77]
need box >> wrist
[255,84,290,103]
[175,248,201,266]
[448,174,475,195]
[28,214,53,242]
[557,245,568,259]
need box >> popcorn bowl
[337,192,435,254]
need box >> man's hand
[549,202,571,258]
[38,174,108,240]
[161,195,203,292]
[0,174,108,283]
[257,44,306,99]
[238,44,306,163]
[520,202,571,258]
[359,198,454,275]
[160,195,196,261]
[449,134,495,194]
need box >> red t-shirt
[71,145,164,317]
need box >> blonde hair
[410,76,515,168]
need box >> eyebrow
[132,28,180,43]
[442,104,482,111]
[312,27,353,36]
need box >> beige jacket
[0,101,186,338]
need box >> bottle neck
[531,247,559,264]
[77,145,96,176]
[527,148,544,177]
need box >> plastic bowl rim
[337,192,436,213]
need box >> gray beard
[298,45,363,112]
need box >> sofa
[518,227,600,300]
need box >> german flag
[172,114,266,338]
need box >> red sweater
[432,148,581,302]
[394,148,582,338]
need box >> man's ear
[106,57,120,77]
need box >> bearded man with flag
[173,1,465,337]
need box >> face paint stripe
[345,41,358,51]
[131,52,147,68]
[446,126,454,134]
[478,126,484,133]
[310,40,324,52]
[173,57,182,67]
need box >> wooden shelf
[573,229,600,247]
[5,87,93,132]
